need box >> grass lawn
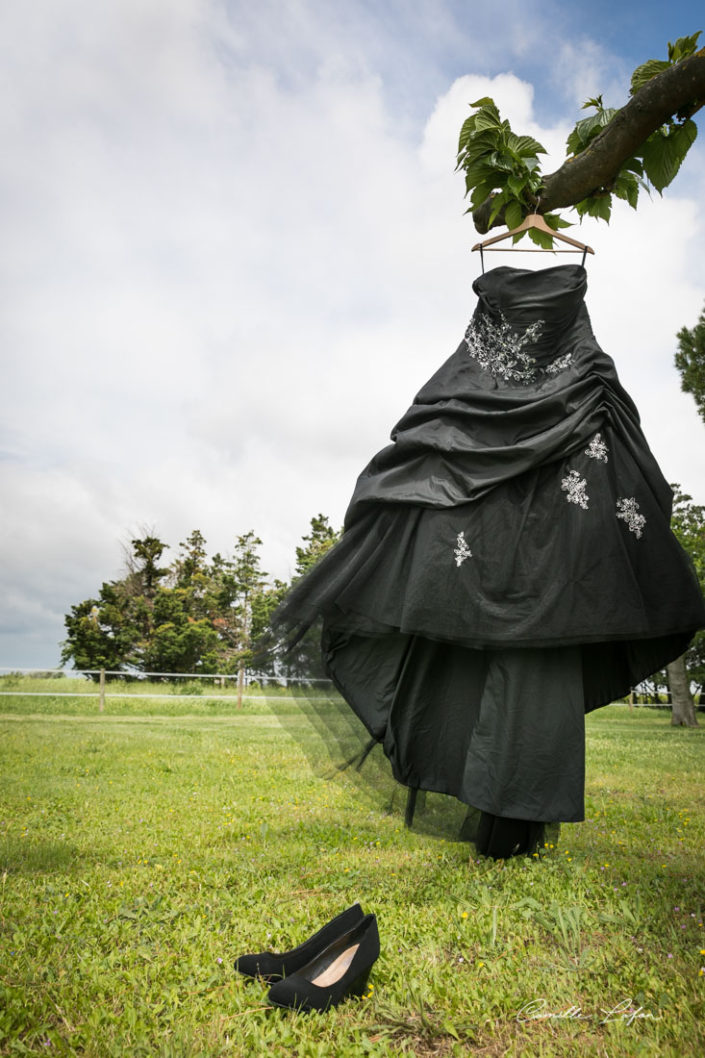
[0,680,704,1056]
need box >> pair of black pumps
[235,904,379,1012]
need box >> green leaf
[630,58,671,95]
[566,109,617,155]
[591,195,612,222]
[503,200,523,230]
[642,120,698,193]
[675,117,698,151]
[457,118,477,154]
[469,180,499,209]
[473,109,502,132]
[506,174,527,196]
[528,227,554,249]
[668,32,701,63]
[622,156,644,176]
[468,96,496,108]
[543,212,572,230]
[613,171,640,209]
[574,195,612,222]
[488,190,510,225]
[507,133,547,157]
[462,160,496,186]
[460,130,501,159]
[565,128,583,155]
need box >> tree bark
[667,655,698,726]
[472,51,705,234]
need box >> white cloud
[1,1,703,667]
[553,37,630,108]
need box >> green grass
[0,683,704,1056]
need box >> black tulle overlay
[275,265,705,834]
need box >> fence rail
[0,667,333,711]
[0,668,695,712]
[0,666,330,681]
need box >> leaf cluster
[566,32,701,219]
[457,32,702,236]
[456,98,570,247]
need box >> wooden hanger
[472,212,595,271]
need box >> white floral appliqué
[616,497,646,539]
[465,312,544,383]
[465,312,573,383]
[585,432,609,462]
[544,351,574,377]
[561,469,589,510]
[454,531,472,567]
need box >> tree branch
[472,50,705,233]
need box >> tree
[457,33,704,240]
[207,532,269,702]
[295,514,340,576]
[667,487,705,726]
[675,302,705,425]
[61,583,137,675]
[61,520,341,682]
[62,529,274,679]
[282,515,341,679]
[127,535,170,597]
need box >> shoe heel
[349,966,372,997]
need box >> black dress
[277,265,705,838]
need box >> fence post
[99,668,105,712]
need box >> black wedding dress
[276,264,705,854]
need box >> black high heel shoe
[267,913,380,1012]
[234,903,364,982]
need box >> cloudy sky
[2,0,704,668]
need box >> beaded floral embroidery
[544,351,574,377]
[585,433,609,462]
[616,497,646,539]
[454,531,472,567]
[465,312,572,383]
[561,469,589,510]
[465,313,544,383]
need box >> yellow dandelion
[461,911,469,919]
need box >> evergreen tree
[283,515,341,679]
[295,514,340,576]
[60,520,339,681]
[668,487,705,724]
[675,302,705,426]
